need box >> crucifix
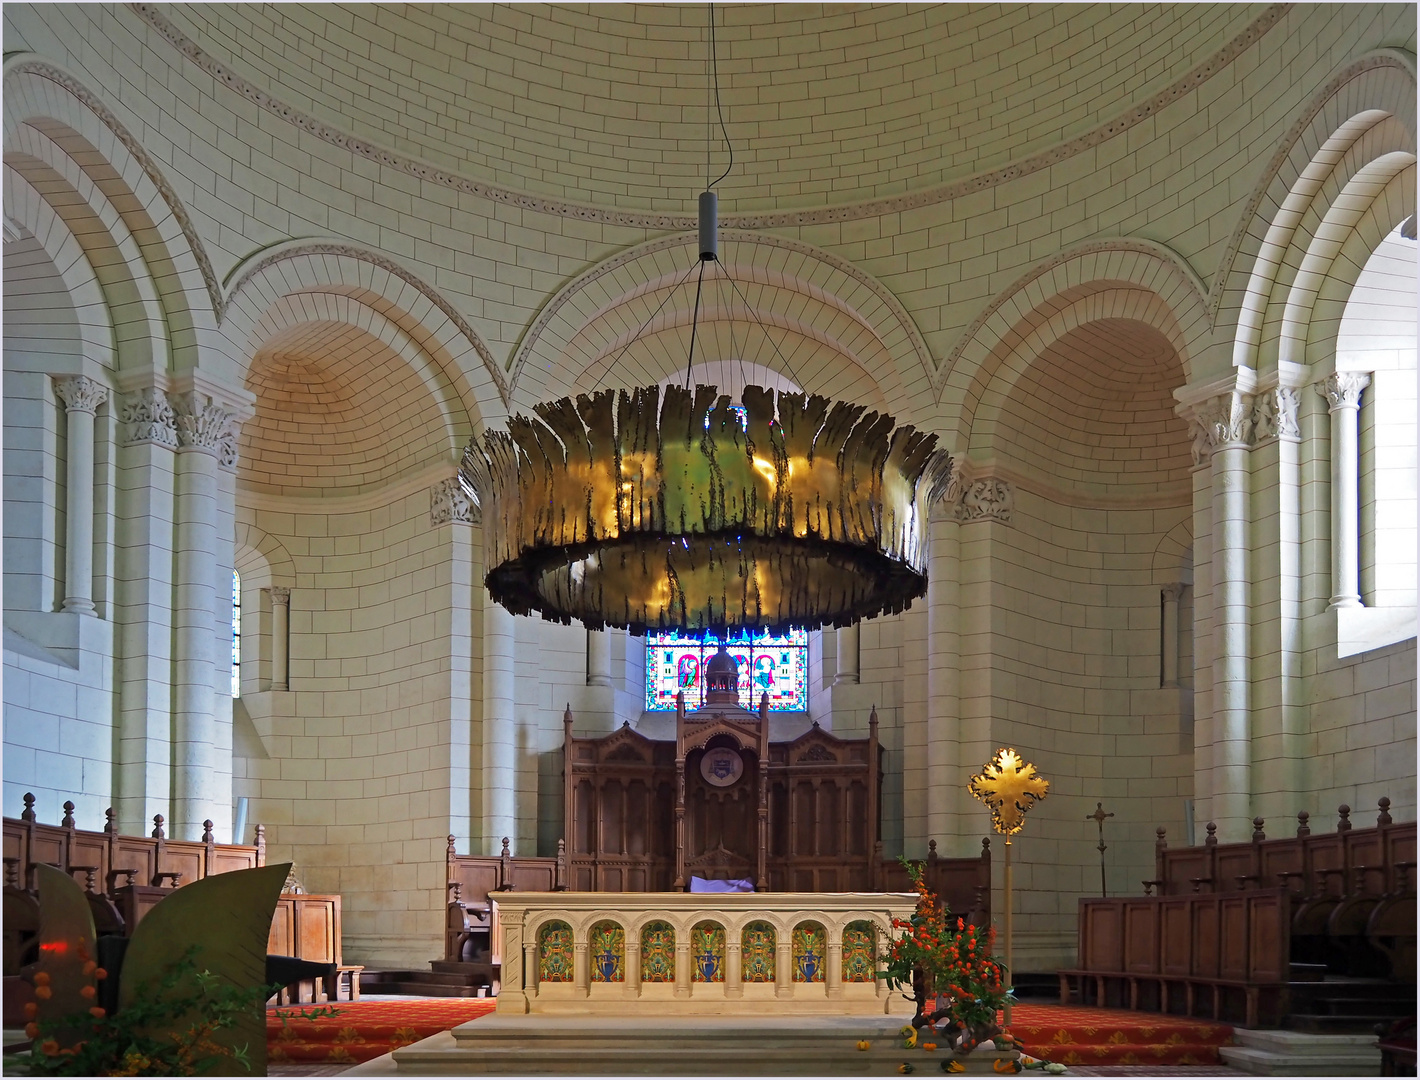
[1087,802,1114,897]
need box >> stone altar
[494,890,918,1016]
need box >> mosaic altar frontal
[494,892,917,1016]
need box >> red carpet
[266,999,1232,1068]
[1003,1003,1235,1066]
[267,999,497,1065]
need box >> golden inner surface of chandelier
[461,383,952,634]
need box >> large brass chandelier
[459,7,952,635]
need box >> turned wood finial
[201,820,215,843]
[62,801,76,828]
[981,836,991,854]
[151,814,165,839]
[1296,810,1310,837]
[447,834,458,858]
[927,839,938,865]
[104,808,118,835]
[555,837,567,890]
[1377,797,1393,826]
[501,836,511,858]
[1252,817,1266,842]
[255,824,266,864]
[564,703,573,729]
[21,793,36,822]
[1155,826,1167,853]
[1204,821,1218,846]
[1336,804,1352,832]
[869,705,878,730]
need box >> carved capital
[171,391,240,468]
[119,386,177,448]
[1251,386,1300,443]
[54,375,109,415]
[430,476,479,525]
[270,585,290,608]
[954,477,1013,524]
[1317,372,1369,412]
[1183,392,1253,464]
[1161,582,1186,604]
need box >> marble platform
[343,1013,1023,1075]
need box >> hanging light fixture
[460,6,953,635]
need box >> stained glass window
[645,628,808,712]
[231,570,241,699]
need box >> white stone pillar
[587,629,612,687]
[833,623,859,684]
[171,391,239,841]
[574,940,590,997]
[674,939,691,998]
[1161,583,1185,687]
[1318,373,1370,609]
[483,598,517,854]
[1187,391,1253,841]
[270,586,290,691]
[925,507,959,849]
[825,937,843,998]
[114,386,177,833]
[53,376,109,615]
[625,939,642,997]
[774,938,792,998]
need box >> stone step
[358,981,485,998]
[1220,1028,1382,1076]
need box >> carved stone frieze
[171,391,240,469]
[119,386,178,448]
[430,476,479,525]
[53,375,109,415]
[1317,372,1370,412]
[1250,385,1300,443]
[955,478,1013,524]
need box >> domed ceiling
[169,3,1267,212]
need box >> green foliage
[7,949,338,1077]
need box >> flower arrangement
[879,858,1013,1053]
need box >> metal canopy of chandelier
[459,6,952,636]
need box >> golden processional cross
[968,748,1049,1026]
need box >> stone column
[522,940,538,997]
[587,629,612,687]
[53,376,109,615]
[270,586,290,691]
[724,940,742,998]
[674,939,691,998]
[833,623,859,684]
[482,599,518,854]
[825,937,843,998]
[1186,391,1254,841]
[1161,583,1185,687]
[774,938,792,998]
[625,939,643,997]
[925,506,959,849]
[114,385,177,833]
[170,391,240,841]
[574,939,590,997]
[1318,373,1370,609]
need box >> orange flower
[33,972,51,986]
[24,1023,38,1039]
[39,1039,60,1056]
[89,1006,107,1019]
[34,986,52,1000]
[79,984,97,999]
[23,1002,37,1019]
[94,967,107,980]
[83,960,97,976]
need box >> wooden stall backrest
[1152,802,1414,898]
[877,838,993,926]
[266,894,342,965]
[1078,889,1291,984]
[3,796,264,905]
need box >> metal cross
[1087,802,1115,897]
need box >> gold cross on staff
[1087,802,1114,897]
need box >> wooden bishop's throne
[562,644,882,893]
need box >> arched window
[645,628,808,711]
[231,569,241,698]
